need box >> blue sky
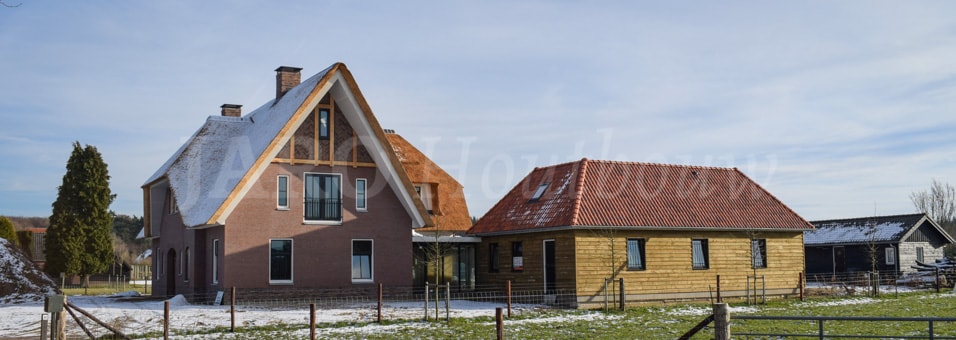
[2,1,956,221]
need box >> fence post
[309,303,316,340]
[40,314,47,340]
[424,283,429,321]
[936,268,941,293]
[799,272,805,301]
[603,278,609,312]
[761,275,766,304]
[230,286,236,332]
[163,300,170,340]
[495,307,504,340]
[377,283,383,323]
[713,303,730,340]
[445,282,451,322]
[716,275,721,303]
[618,278,625,310]
[506,280,512,318]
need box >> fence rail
[733,315,956,339]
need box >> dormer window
[529,183,549,202]
[414,184,434,214]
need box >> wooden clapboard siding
[572,229,805,298]
[475,231,576,290]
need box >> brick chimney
[220,104,242,117]
[275,66,303,100]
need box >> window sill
[303,220,343,226]
[269,281,294,285]
[356,208,368,213]
[626,268,645,271]
[351,279,374,284]
[692,268,709,270]
[276,207,290,211]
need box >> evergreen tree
[0,216,17,247]
[45,142,115,287]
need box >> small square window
[511,242,524,272]
[352,240,373,282]
[530,183,549,202]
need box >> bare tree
[911,179,956,256]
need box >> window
[627,238,646,270]
[212,239,220,284]
[692,239,709,269]
[269,239,293,284]
[183,247,190,282]
[488,243,500,273]
[885,247,896,265]
[356,178,367,211]
[751,239,767,269]
[319,109,330,140]
[351,240,373,282]
[511,242,524,272]
[304,173,341,222]
[414,184,434,214]
[167,189,179,214]
[917,246,924,263]
[277,175,289,209]
[530,183,549,202]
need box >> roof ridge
[810,212,926,223]
[577,159,737,171]
[569,158,589,225]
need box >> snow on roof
[805,213,925,245]
[144,65,333,227]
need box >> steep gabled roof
[385,133,472,232]
[468,158,813,235]
[143,63,431,230]
[806,213,956,246]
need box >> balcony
[304,197,341,221]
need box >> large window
[212,239,220,284]
[885,247,896,265]
[511,242,524,272]
[356,178,367,211]
[270,239,293,284]
[627,238,646,270]
[751,239,767,269]
[692,239,709,270]
[352,240,373,282]
[277,175,289,209]
[489,243,499,273]
[304,173,341,222]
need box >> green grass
[137,291,956,339]
[61,285,149,296]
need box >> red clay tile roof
[468,158,813,235]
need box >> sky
[1,1,956,221]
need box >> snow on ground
[0,292,541,339]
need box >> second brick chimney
[220,104,242,117]
[275,66,303,100]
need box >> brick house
[142,63,434,298]
[468,159,814,307]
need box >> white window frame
[414,184,434,213]
[212,239,220,284]
[916,246,924,263]
[885,247,896,266]
[277,175,290,210]
[356,178,368,212]
[303,172,343,224]
[351,239,374,283]
[269,238,294,285]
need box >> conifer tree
[0,216,17,247]
[45,142,115,287]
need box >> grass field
[149,291,956,339]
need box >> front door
[166,249,177,296]
[833,246,846,274]
[543,240,556,294]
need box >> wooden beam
[271,158,376,168]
